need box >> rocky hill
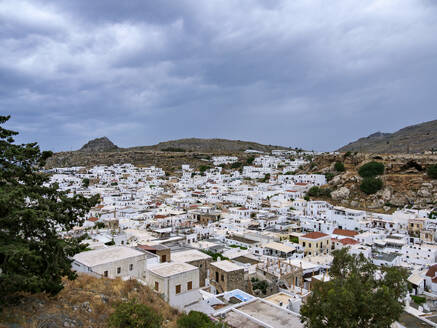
[45,138,288,169]
[0,274,180,328]
[301,152,437,211]
[148,138,287,153]
[338,119,437,154]
[79,137,118,153]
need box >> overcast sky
[1,0,437,152]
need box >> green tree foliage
[246,156,255,165]
[360,177,383,195]
[82,178,90,187]
[251,278,269,295]
[230,162,242,169]
[199,165,211,174]
[324,172,334,181]
[427,164,437,179]
[177,311,224,328]
[200,250,229,261]
[0,116,99,306]
[259,173,270,183]
[307,186,331,198]
[300,248,408,328]
[334,161,345,172]
[358,161,385,178]
[109,300,163,328]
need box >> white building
[147,262,201,310]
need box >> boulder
[331,187,350,200]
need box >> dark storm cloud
[1,0,437,151]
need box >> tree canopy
[358,161,385,178]
[334,161,345,172]
[300,248,408,328]
[360,177,383,195]
[427,164,437,179]
[109,300,163,328]
[0,115,99,306]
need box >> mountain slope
[144,137,288,153]
[338,119,437,153]
[45,138,289,168]
[79,137,118,152]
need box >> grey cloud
[1,0,437,151]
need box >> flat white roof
[73,246,144,267]
[211,260,243,272]
[263,242,296,253]
[172,249,212,263]
[148,262,197,277]
[286,259,319,270]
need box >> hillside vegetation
[0,275,180,328]
[338,119,437,154]
[302,152,437,211]
[46,137,289,169]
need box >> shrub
[252,278,269,295]
[260,173,270,183]
[230,162,242,169]
[334,161,345,172]
[325,172,334,181]
[360,177,383,195]
[344,151,352,158]
[108,300,163,328]
[411,295,426,305]
[358,161,385,178]
[177,311,222,328]
[307,186,331,198]
[199,165,211,173]
[246,156,255,165]
[308,186,320,197]
[427,164,437,179]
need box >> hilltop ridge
[338,119,437,153]
[46,137,290,169]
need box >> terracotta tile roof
[333,229,359,237]
[155,215,168,219]
[426,264,437,277]
[295,182,307,186]
[87,217,99,222]
[302,232,329,239]
[339,238,359,245]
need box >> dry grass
[0,274,180,328]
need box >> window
[176,284,181,294]
[221,274,224,282]
[302,242,306,247]
[155,281,159,291]
[104,271,108,277]
[187,281,192,290]
[162,255,167,263]
[309,243,312,248]
[117,267,121,274]
[216,271,219,282]
[129,264,133,271]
